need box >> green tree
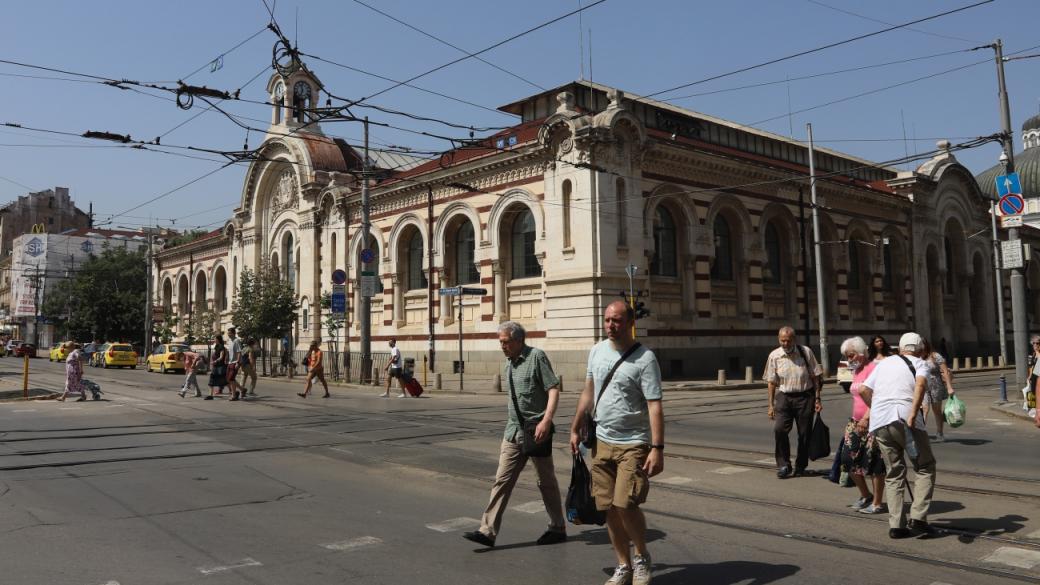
[320,291,345,379]
[231,261,299,374]
[42,246,147,343]
[154,314,178,344]
[184,306,219,345]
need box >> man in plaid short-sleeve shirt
[764,326,823,479]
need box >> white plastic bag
[1024,385,1033,411]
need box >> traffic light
[634,300,650,319]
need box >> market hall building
[153,60,1013,381]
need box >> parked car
[836,359,854,394]
[146,343,189,374]
[99,343,137,369]
[49,342,72,362]
[13,342,36,358]
[90,343,110,367]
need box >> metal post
[458,292,463,392]
[187,252,194,344]
[427,184,435,372]
[992,39,1027,385]
[360,117,372,383]
[799,187,811,348]
[807,123,829,374]
[144,227,153,358]
[990,200,1008,365]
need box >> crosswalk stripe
[426,517,480,533]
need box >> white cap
[899,332,923,351]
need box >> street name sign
[360,270,378,297]
[1000,214,1023,228]
[460,287,488,296]
[995,172,1022,199]
[1002,239,1024,269]
[331,284,346,318]
[998,193,1025,216]
[438,286,460,296]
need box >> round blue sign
[999,193,1024,216]
[360,248,375,264]
[331,269,347,285]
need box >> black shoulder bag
[796,345,824,393]
[508,363,554,458]
[582,343,642,449]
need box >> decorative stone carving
[272,170,298,212]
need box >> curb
[988,401,1035,422]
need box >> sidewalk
[988,399,1036,422]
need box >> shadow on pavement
[932,514,1029,543]
[473,528,666,553]
[939,438,991,446]
[645,561,799,585]
[929,500,966,514]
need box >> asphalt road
[0,358,1037,585]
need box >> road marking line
[982,547,1040,569]
[929,582,955,585]
[197,557,262,575]
[321,536,382,551]
[511,500,546,514]
[12,409,36,413]
[991,422,1013,426]
[58,407,82,410]
[425,517,480,533]
[710,466,749,475]
[755,458,775,465]
[657,476,694,485]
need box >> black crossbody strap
[897,355,918,380]
[592,343,642,421]
[507,363,525,426]
[796,345,817,392]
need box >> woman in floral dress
[57,342,85,402]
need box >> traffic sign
[331,269,347,285]
[360,270,378,298]
[1002,239,1023,269]
[331,284,346,318]
[998,193,1025,216]
[1001,214,1023,228]
[438,287,461,296]
[995,172,1022,198]
[360,248,376,264]
[460,287,488,296]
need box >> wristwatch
[650,444,665,450]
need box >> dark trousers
[774,391,814,471]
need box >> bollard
[976,357,983,370]
[745,366,754,384]
[988,356,995,368]
[999,374,1007,402]
[717,369,727,385]
[372,365,381,386]
[22,354,29,400]
[493,374,502,392]
[434,373,442,391]
[999,355,1006,367]
[953,357,960,371]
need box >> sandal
[297,392,307,398]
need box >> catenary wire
[805,0,982,44]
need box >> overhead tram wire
[177,25,269,82]
[348,0,545,92]
[158,64,272,139]
[805,0,982,44]
[643,0,994,100]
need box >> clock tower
[266,53,323,135]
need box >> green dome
[976,145,1040,200]
[1023,113,1040,132]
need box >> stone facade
[153,72,1010,381]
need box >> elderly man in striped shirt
[764,326,823,479]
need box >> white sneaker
[859,503,886,514]
[935,433,944,443]
[605,564,632,585]
[397,394,407,398]
[632,554,652,585]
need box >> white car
[836,359,854,393]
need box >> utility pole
[427,184,435,372]
[360,117,372,383]
[807,123,829,374]
[144,226,154,357]
[31,265,42,348]
[798,187,811,349]
[187,252,194,345]
[990,39,1026,384]
[989,199,1008,365]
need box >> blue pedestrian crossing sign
[995,172,1022,198]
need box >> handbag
[566,452,606,526]
[582,343,642,449]
[808,412,831,461]
[507,363,554,457]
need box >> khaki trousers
[479,439,565,539]
[874,421,936,529]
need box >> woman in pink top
[840,337,885,514]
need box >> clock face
[273,83,284,100]
[293,81,311,101]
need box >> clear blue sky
[3,0,1039,231]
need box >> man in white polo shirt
[858,332,935,539]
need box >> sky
[2,0,1039,232]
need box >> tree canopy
[42,245,146,342]
[230,261,299,342]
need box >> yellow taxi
[49,342,72,362]
[146,343,190,374]
[100,342,138,369]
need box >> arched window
[454,221,479,285]
[562,179,572,249]
[616,178,627,246]
[882,243,894,291]
[407,230,427,290]
[330,232,338,275]
[944,237,954,293]
[214,267,227,311]
[511,208,539,279]
[651,206,678,277]
[283,233,295,291]
[764,223,783,285]
[711,215,733,281]
[848,240,861,290]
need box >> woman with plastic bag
[919,338,955,442]
[840,337,885,515]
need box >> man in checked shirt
[764,326,823,479]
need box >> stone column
[493,260,507,321]
[440,267,453,325]
[682,256,696,317]
[392,274,404,327]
